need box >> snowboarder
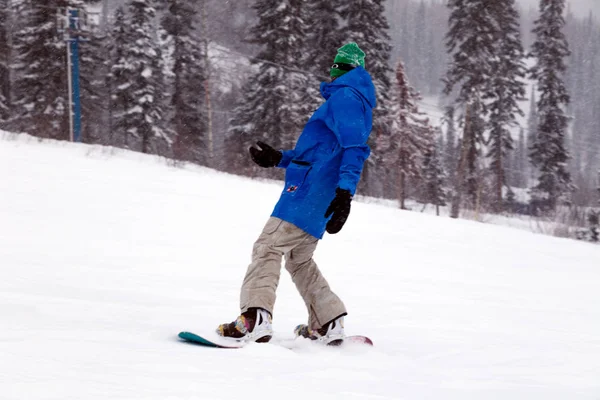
[218,43,376,344]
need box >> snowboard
[178,331,373,349]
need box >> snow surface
[1,132,600,400]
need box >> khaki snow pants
[240,217,347,330]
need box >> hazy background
[516,0,598,15]
[103,0,598,17]
[398,0,598,17]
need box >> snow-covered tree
[444,0,494,216]
[227,0,319,176]
[11,0,102,138]
[161,0,207,164]
[588,209,599,243]
[526,87,538,182]
[383,61,433,209]
[450,90,485,217]
[341,0,392,111]
[0,0,10,121]
[513,128,528,188]
[443,106,458,181]
[107,6,129,147]
[422,126,448,214]
[340,0,393,197]
[100,0,110,33]
[436,122,445,164]
[529,0,573,212]
[485,0,527,212]
[444,0,496,109]
[80,21,110,144]
[305,0,344,79]
[463,91,486,207]
[112,0,166,154]
[12,1,74,138]
[562,11,600,206]
[578,16,599,172]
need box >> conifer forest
[1,0,599,239]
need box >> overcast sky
[516,0,598,16]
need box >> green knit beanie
[330,42,366,78]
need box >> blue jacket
[271,67,376,239]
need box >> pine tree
[10,0,103,137]
[485,0,527,212]
[0,0,10,121]
[588,210,599,243]
[582,47,600,186]
[100,0,110,33]
[341,0,392,106]
[562,11,600,206]
[444,0,496,108]
[107,6,130,148]
[580,15,598,170]
[305,0,344,79]
[464,91,486,207]
[384,61,432,209]
[113,0,166,154]
[80,20,110,144]
[444,0,495,216]
[162,0,207,164]
[526,86,538,182]
[443,106,457,182]
[436,122,445,164]
[422,126,448,214]
[515,128,527,188]
[529,0,573,212]
[227,0,318,176]
[451,90,485,217]
[340,0,393,197]
[12,1,80,139]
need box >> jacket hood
[320,66,377,109]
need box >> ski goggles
[331,63,357,72]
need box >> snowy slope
[1,133,600,400]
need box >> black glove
[325,188,353,234]
[249,141,283,168]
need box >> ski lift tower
[57,7,94,143]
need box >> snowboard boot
[294,316,345,346]
[217,308,273,343]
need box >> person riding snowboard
[218,43,376,345]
